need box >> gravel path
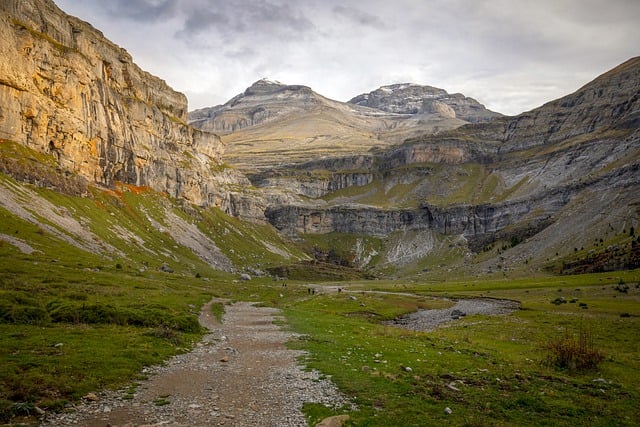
[41,300,349,427]
[386,298,520,331]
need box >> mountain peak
[243,79,312,97]
[250,78,284,88]
[349,83,502,122]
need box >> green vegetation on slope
[0,146,305,422]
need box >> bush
[543,325,604,371]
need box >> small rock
[402,366,413,372]
[188,404,202,409]
[240,273,251,281]
[159,264,174,273]
[444,407,452,415]
[84,392,99,402]
[447,382,460,392]
[349,295,358,301]
[220,356,229,363]
[53,342,64,348]
[102,405,111,413]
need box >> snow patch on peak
[257,78,283,85]
[380,83,420,92]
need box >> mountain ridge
[187,79,482,172]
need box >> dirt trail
[42,300,348,427]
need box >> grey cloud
[54,0,640,115]
[332,5,388,29]
[176,0,314,40]
[102,0,177,22]
[223,46,257,60]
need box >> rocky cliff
[262,58,640,270]
[0,0,230,206]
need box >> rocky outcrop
[0,0,226,206]
[349,83,503,123]
[248,171,374,199]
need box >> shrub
[543,325,604,371]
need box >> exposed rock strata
[0,0,227,206]
[265,188,567,244]
[262,58,640,255]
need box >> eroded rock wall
[0,0,225,206]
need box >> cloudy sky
[55,0,639,115]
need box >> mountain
[188,79,471,172]
[189,79,325,135]
[348,83,503,123]
[262,57,640,274]
[2,2,638,423]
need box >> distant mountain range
[187,79,500,172]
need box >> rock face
[349,83,503,123]
[263,57,640,262]
[265,189,567,248]
[0,0,226,206]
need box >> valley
[0,0,639,426]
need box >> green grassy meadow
[282,272,640,426]
[2,233,639,425]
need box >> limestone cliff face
[0,0,227,206]
[265,190,566,245]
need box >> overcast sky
[55,0,639,115]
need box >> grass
[2,215,639,425]
[280,271,640,426]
